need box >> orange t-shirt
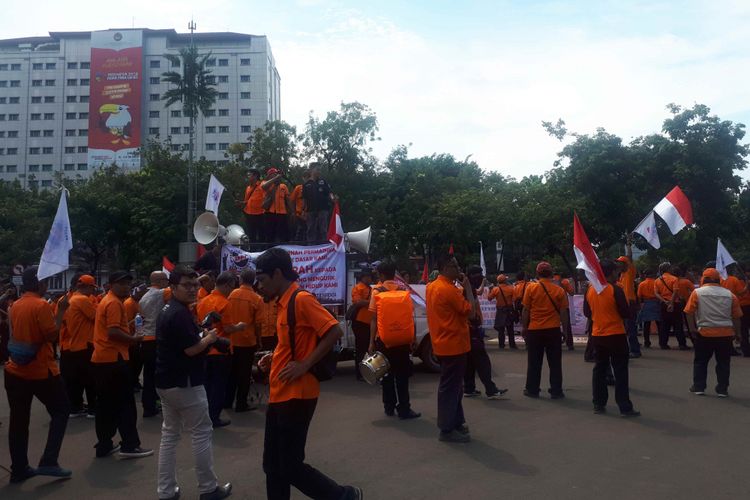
[617,257,637,302]
[197,289,233,355]
[654,273,678,301]
[513,280,528,303]
[6,292,60,380]
[259,300,278,338]
[263,182,289,215]
[586,284,626,336]
[426,275,472,356]
[677,278,695,303]
[488,284,514,308]
[197,287,210,301]
[722,275,750,306]
[228,285,262,347]
[124,296,139,334]
[637,278,657,301]
[522,279,569,331]
[270,283,339,403]
[684,285,743,337]
[290,184,305,217]
[92,291,130,363]
[351,281,374,324]
[55,291,73,350]
[560,279,575,295]
[243,181,264,215]
[64,292,97,352]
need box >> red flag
[653,185,693,235]
[327,201,344,249]
[573,213,607,294]
[196,244,206,259]
[162,256,175,277]
[448,243,454,255]
[421,259,429,283]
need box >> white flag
[38,191,73,280]
[716,238,736,280]
[205,174,225,214]
[479,241,487,276]
[633,211,661,249]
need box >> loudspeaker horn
[345,227,371,254]
[193,211,227,245]
[225,224,247,246]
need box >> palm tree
[161,45,218,240]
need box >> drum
[359,351,390,385]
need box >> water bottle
[134,313,144,336]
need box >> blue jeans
[625,317,641,354]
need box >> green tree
[248,120,301,173]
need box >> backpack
[288,289,338,381]
[345,286,371,321]
[375,289,414,348]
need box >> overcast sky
[2,0,749,179]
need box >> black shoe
[644,343,651,349]
[9,466,37,483]
[678,345,691,351]
[384,408,395,417]
[234,405,257,413]
[550,392,565,400]
[629,352,642,359]
[95,444,121,458]
[620,409,641,418]
[487,388,508,400]
[660,345,671,350]
[593,406,606,414]
[716,386,729,398]
[199,482,232,500]
[35,465,72,479]
[455,423,470,435]
[119,447,154,459]
[212,418,231,428]
[162,486,181,500]
[464,389,481,397]
[689,386,705,395]
[439,430,470,443]
[567,346,575,351]
[398,410,421,420]
[344,485,364,499]
[523,389,539,398]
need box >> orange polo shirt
[290,184,305,217]
[522,278,569,330]
[513,280,528,303]
[196,289,233,356]
[677,278,695,303]
[263,182,290,215]
[228,284,262,347]
[426,275,472,357]
[637,278,657,301]
[586,284,626,336]
[560,279,575,295]
[259,300,278,338]
[654,273,678,301]
[617,257,637,302]
[351,281,374,324]
[722,275,750,307]
[197,287,210,301]
[6,292,60,380]
[243,181,264,215]
[270,283,339,403]
[64,292,97,352]
[488,284,514,308]
[92,291,130,363]
[684,284,743,337]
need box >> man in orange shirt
[721,264,750,356]
[290,170,311,242]
[616,237,641,358]
[350,269,373,381]
[637,268,660,348]
[243,168,265,243]
[553,272,575,351]
[654,263,689,350]
[226,268,262,412]
[489,274,516,349]
[522,261,569,399]
[426,254,475,443]
[584,259,640,417]
[60,274,98,418]
[685,268,743,397]
[512,271,529,326]
[198,272,216,301]
[262,167,291,243]
[5,267,72,482]
[196,271,247,427]
[256,248,362,499]
[91,271,152,459]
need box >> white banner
[221,243,346,304]
[205,174,225,214]
[38,191,73,280]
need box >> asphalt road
[1,341,750,500]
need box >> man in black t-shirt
[155,265,232,500]
[302,163,335,244]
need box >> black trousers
[740,306,750,356]
[464,335,498,395]
[206,355,231,423]
[265,213,289,243]
[264,398,345,500]
[378,341,413,414]
[60,345,96,413]
[140,341,158,414]
[592,334,633,412]
[92,360,141,453]
[4,372,70,476]
[352,321,370,380]
[494,307,515,347]
[693,335,732,392]
[436,353,467,433]
[643,321,659,346]
[563,311,574,349]
[659,304,687,347]
[129,344,143,388]
[225,346,257,409]
[245,213,265,243]
[525,329,563,396]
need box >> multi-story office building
[0,29,281,188]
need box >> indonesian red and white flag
[162,256,175,277]
[573,214,607,294]
[327,201,344,250]
[653,186,693,235]
[633,211,661,249]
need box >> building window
[240,92,251,99]
[171,110,181,117]
[0,64,6,70]
[80,62,90,69]
[66,95,77,103]
[218,109,229,117]
[29,147,40,155]
[218,75,229,83]
[65,129,76,136]
[44,96,55,103]
[9,96,19,104]
[46,63,56,70]
[10,80,20,87]
[77,146,87,153]
[150,93,160,101]
[0,131,5,138]
[9,114,19,121]
[149,127,159,135]
[219,143,228,151]
[241,125,251,133]
[77,163,87,170]
[31,113,41,120]
[218,92,228,100]
[0,97,5,104]
[205,143,216,150]
[64,163,75,170]
[171,59,180,67]
[219,126,229,133]
[183,126,190,134]
[149,110,160,118]
[43,130,54,137]
[32,80,42,87]
[67,62,78,70]
[65,112,76,119]
[204,109,216,117]
[78,112,88,119]
[206,76,216,85]
[205,126,216,133]
[44,113,55,120]
[43,147,53,154]
[45,79,55,86]
[7,148,18,155]
[0,114,6,121]
[150,60,160,68]
[42,164,53,171]
[0,81,6,88]
[80,95,89,103]
[170,127,180,134]
[7,131,18,138]
[30,130,41,137]
[78,129,87,136]
[240,75,251,82]
[42,180,52,187]
[6,165,17,172]
[11,64,21,70]
[240,58,250,66]
[170,144,180,152]
[29,164,40,172]
[150,77,160,84]
[218,59,229,67]
[33,63,43,70]
[206,58,216,67]
[67,78,77,86]
[241,109,251,116]
[65,146,75,153]
[80,78,89,86]
[0,148,4,154]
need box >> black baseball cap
[108,271,133,284]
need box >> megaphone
[345,227,371,254]
[225,224,247,246]
[193,211,227,245]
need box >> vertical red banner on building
[88,30,143,169]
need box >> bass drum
[359,351,390,385]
